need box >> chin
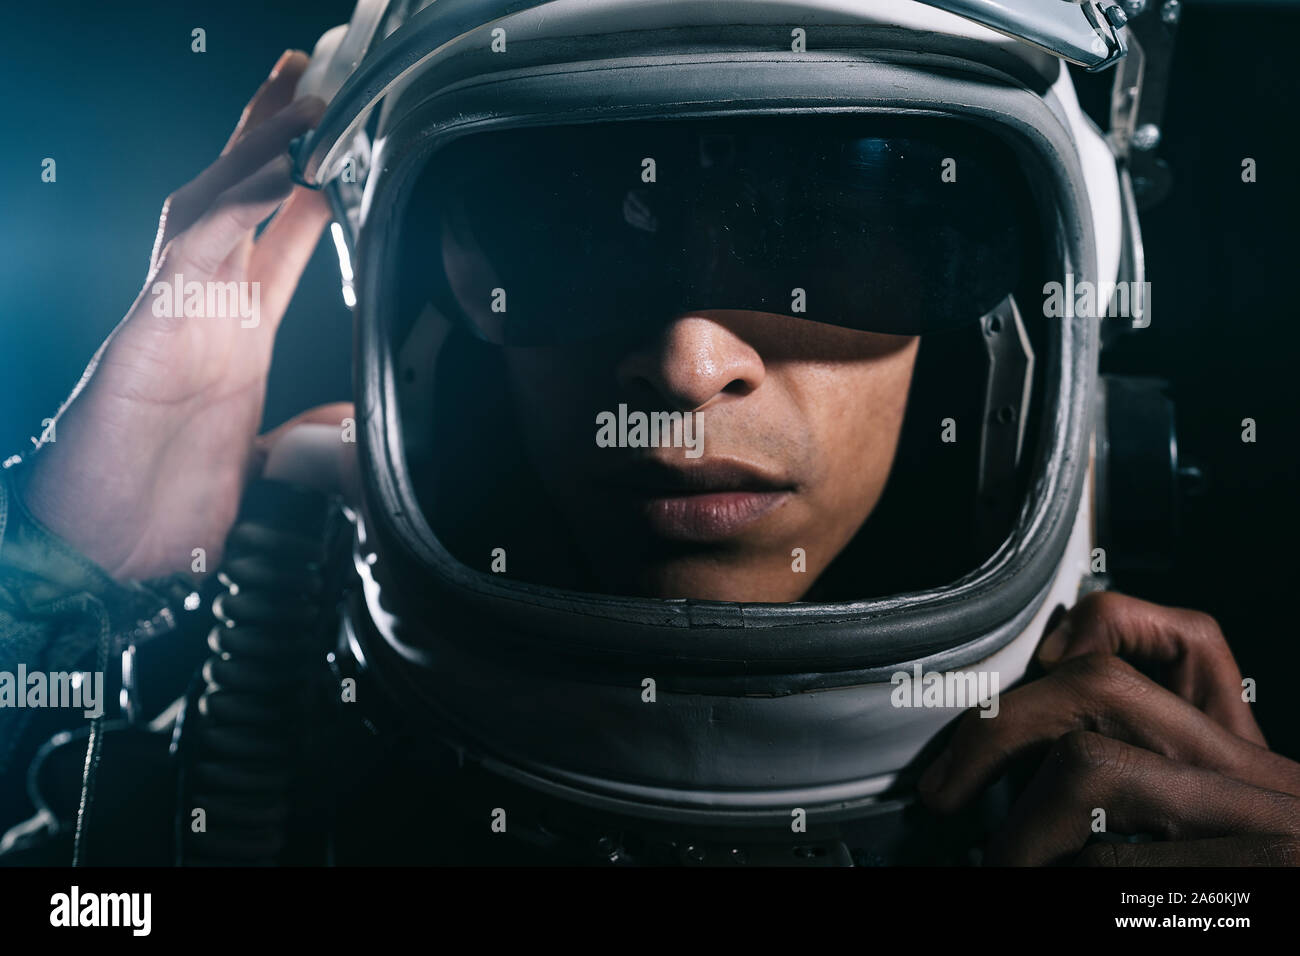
[628,562,807,603]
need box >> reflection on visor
[414,115,1043,345]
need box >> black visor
[407,114,1044,345]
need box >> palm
[18,55,336,581]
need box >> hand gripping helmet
[292,0,1156,864]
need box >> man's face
[500,310,919,601]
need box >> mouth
[603,459,796,542]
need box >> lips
[604,459,795,542]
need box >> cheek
[801,345,918,510]
[502,348,558,401]
[502,348,605,465]
[501,350,562,460]
[503,345,614,401]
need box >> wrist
[1,456,133,601]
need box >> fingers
[221,50,310,156]
[253,402,354,465]
[251,403,360,502]
[247,185,334,323]
[985,731,1299,866]
[1036,591,1265,745]
[1076,834,1300,867]
[158,154,297,289]
[150,94,325,274]
[917,653,1300,812]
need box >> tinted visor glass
[413,114,1043,344]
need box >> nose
[615,312,766,412]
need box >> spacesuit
[0,0,1212,866]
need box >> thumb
[250,403,360,504]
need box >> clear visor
[388,114,1057,604]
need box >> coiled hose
[180,479,341,865]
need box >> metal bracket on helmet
[929,1,1130,72]
[1106,0,1182,208]
[1103,164,1149,345]
[1099,0,1180,340]
[976,294,1035,551]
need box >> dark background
[1,1,1297,757]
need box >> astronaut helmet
[290,0,1142,855]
